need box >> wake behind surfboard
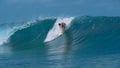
[44,17,74,42]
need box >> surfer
[58,22,66,31]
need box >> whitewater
[44,17,74,42]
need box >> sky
[0,0,120,23]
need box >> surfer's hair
[59,23,61,26]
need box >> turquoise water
[0,16,120,68]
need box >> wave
[0,19,36,45]
[0,16,120,55]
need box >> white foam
[44,17,74,42]
[0,28,13,45]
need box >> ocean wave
[0,16,120,54]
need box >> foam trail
[44,17,74,42]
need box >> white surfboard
[44,17,74,42]
[58,28,64,35]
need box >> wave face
[0,16,120,68]
[8,18,56,51]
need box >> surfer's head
[59,23,61,26]
[58,22,66,29]
[59,22,65,26]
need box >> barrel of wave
[44,17,74,42]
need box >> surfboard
[58,29,63,35]
[44,28,64,42]
[44,17,74,42]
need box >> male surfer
[58,22,66,31]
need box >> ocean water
[0,16,120,68]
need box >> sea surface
[0,16,120,68]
